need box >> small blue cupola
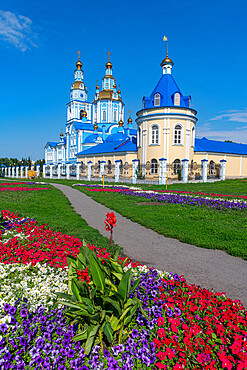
[142,52,191,110]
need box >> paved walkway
[54,184,246,307]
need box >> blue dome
[106,132,128,142]
[84,134,103,144]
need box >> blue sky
[0,0,247,159]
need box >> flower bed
[0,210,246,369]
[157,189,247,200]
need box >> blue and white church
[44,52,136,170]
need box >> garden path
[53,183,247,308]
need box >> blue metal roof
[195,137,247,155]
[105,132,129,142]
[144,74,190,109]
[76,138,137,156]
[45,141,58,148]
[84,134,103,143]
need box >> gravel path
[52,183,247,308]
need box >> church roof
[84,134,103,143]
[144,74,190,109]
[76,138,137,156]
[105,132,128,142]
[72,122,103,132]
[44,141,58,149]
[195,137,247,155]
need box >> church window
[138,127,141,147]
[151,125,159,145]
[102,110,106,121]
[150,159,158,174]
[173,159,181,175]
[209,160,215,175]
[114,110,117,121]
[107,160,112,174]
[190,160,194,174]
[174,124,182,145]
[191,127,195,147]
[154,93,160,107]
[174,93,180,106]
[119,160,123,174]
[97,160,100,173]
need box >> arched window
[191,127,195,147]
[151,125,159,145]
[119,160,123,174]
[209,160,215,175]
[107,160,112,174]
[174,93,180,106]
[154,93,160,107]
[114,110,117,121]
[102,110,106,121]
[150,159,158,174]
[173,124,182,145]
[173,159,181,175]
[138,127,141,147]
[190,160,194,174]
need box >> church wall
[194,153,247,177]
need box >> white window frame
[102,110,106,121]
[173,124,184,146]
[174,93,180,106]
[150,159,158,174]
[154,93,160,107]
[149,124,160,146]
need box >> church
[44,47,247,180]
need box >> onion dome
[160,52,174,67]
[60,129,63,138]
[118,118,124,127]
[117,85,121,94]
[106,51,112,69]
[82,110,87,118]
[128,116,132,124]
[94,122,98,131]
[96,80,99,90]
[76,60,82,70]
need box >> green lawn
[2,178,247,260]
[0,183,120,253]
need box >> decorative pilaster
[182,159,189,183]
[132,159,139,184]
[159,158,167,185]
[201,159,208,183]
[220,160,226,181]
[87,161,92,181]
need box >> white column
[87,161,92,181]
[66,164,70,179]
[50,165,54,179]
[115,160,120,182]
[201,159,208,183]
[15,167,19,178]
[25,166,29,178]
[57,164,62,179]
[220,160,226,181]
[5,167,7,177]
[31,165,34,171]
[132,159,139,184]
[76,162,80,180]
[8,167,11,177]
[182,159,189,183]
[11,166,15,178]
[43,165,47,178]
[20,166,24,178]
[36,165,40,178]
[100,161,106,179]
[159,158,167,185]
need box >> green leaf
[104,322,113,343]
[103,297,121,314]
[67,254,77,267]
[119,305,132,322]
[56,292,73,300]
[84,325,100,355]
[131,277,141,293]
[124,305,138,325]
[71,280,82,301]
[58,301,82,310]
[109,316,119,331]
[90,253,105,293]
[73,324,89,342]
[117,269,131,302]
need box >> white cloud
[210,109,247,123]
[0,10,37,51]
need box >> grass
[0,183,121,253]
[2,177,247,260]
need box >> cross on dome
[77,50,82,60]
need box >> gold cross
[77,50,82,60]
[107,51,111,61]
[129,110,132,116]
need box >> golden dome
[117,85,121,94]
[128,117,132,124]
[160,53,174,66]
[76,60,82,70]
[82,110,87,117]
[105,61,112,69]
[94,122,98,131]
[96,80,99,90]
[60,130,63,137]
[118,119,124,127]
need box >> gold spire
[105,50,112,69]
[94,119,98,131]
[128,110,132,124]
[117,85,121,94]
[60,129,63,137]
[76,50,82,70]
[161,36,174,66]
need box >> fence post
[25,166,29,178]
[159,158,167,185]
[66,164,70,179]
[132,159,139,184]
[201,159,208,183]
[220,159,227,181]
[36,165,40,178]
[100,161,106,180]
[115,160,121,182]
[76,162,80,181]
[87,161,92,181]
[182,159,189,183]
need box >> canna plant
[57,242,140,355]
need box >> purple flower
[167,309,173,317]
[131,329,139,339]
[20,308,28,318]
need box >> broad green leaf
[110,316,119,331]
[131,277,141,293]
[119,305,132,322]
[84,325,100,354]
[90,253,105,293]
[124,305,138,325]
[56,292,73,300]
[112,271,123,281]
[67,254,77,267]
[103,297,121,314]
[105,278,117,292]
[71,280,81,301]
[104,322,113,343]
[117,269,131,302]
[58,301,82,310]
